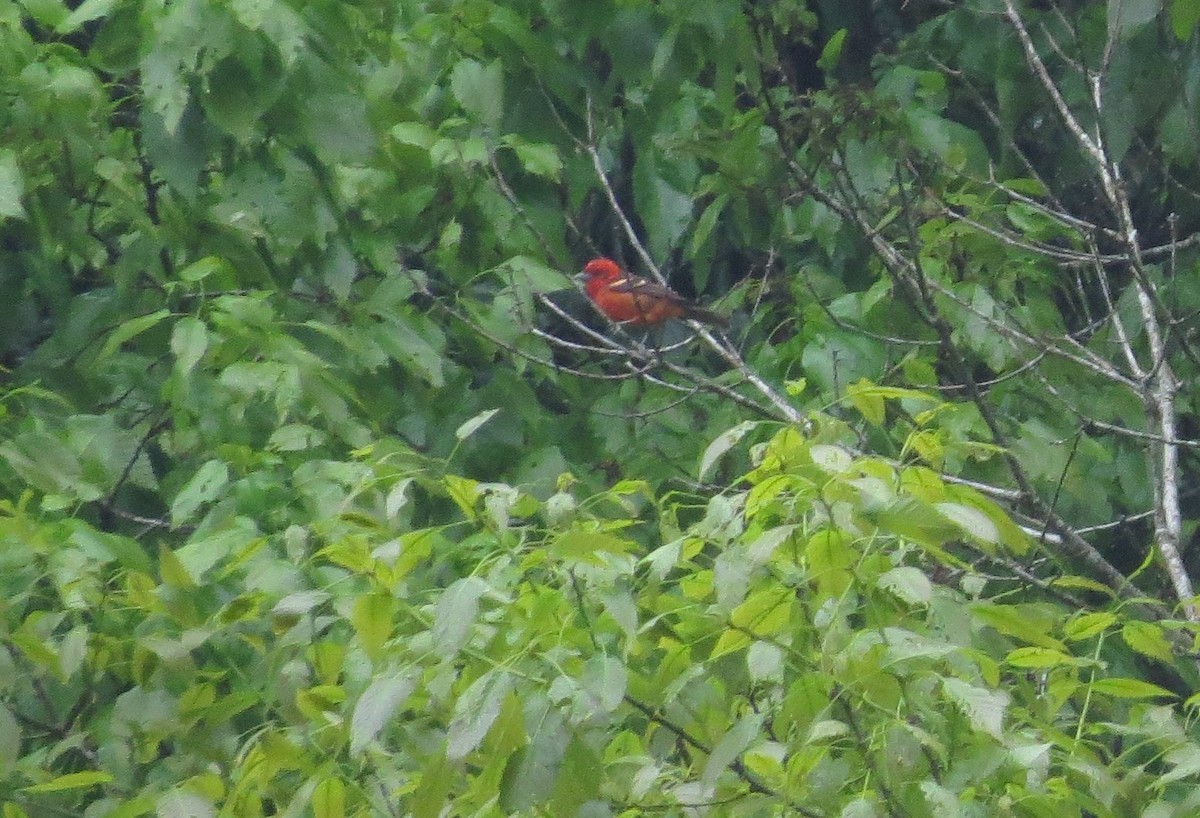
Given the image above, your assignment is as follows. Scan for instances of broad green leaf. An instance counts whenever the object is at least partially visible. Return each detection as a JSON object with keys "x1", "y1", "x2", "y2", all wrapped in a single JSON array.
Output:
[
  {"x1": 447, "y1": 670, "x2": 512, "y2": 760},
  {"x1": 579, "y1": 655, "x2": 626, "y2": 716},
  {"x1": 450, "y1": 59, "x2": 503, "y2": 128},
  {"x1": 1064, "y1": 611, "x2": 1116, "y2": 641},
  {"x1": 1005, "y1": 647, "x2": 1086, "y2": 669},
  {"x1": 730, "y1": 586, "x2": 793, "y2": 635},
  {"x1": 311, "y1": 776, "x2": 345, "y2": 818},
  {"x1": 100, "y1": 309, "x2": 171, "y2": 359},
  {"x1": 934, "y1": 501, "x2": 999, "y2": 548},
  {"x1": 0, "y1": 706, "x2": 19, "y2": 771},
  {"x1": 510, "y1": 140, "x2": 562, "y2": 180},
  {"x1": 942, "y1": 677, "x2": 1008, "y2": 739},
  {"x1": 877, "y1": 566, "x2": 932, "y2": 605},
  {"x1": 171, "y1": 317, "x2": 208, "y2": 376},
  {"x1": 24, "y1": 771, "x2": 114, "y2": 792},
  {"x1": 702, "y1": 713, "x2": 763, "y2": 788},
  {"x1": 412, "y1": 754, "x2": 454, "y2": 818},
  {"x1": 549, "y1": 736, "x2": 602, "y2": 817},
  {"x1": 1109, "y1": 0, "x2": 1162, "y2": 37},
  {"x1": 552, "y1": 530, "x2": 636, "y2": 561},
  {"x1": 1172, "y1": 0, "x2": 1200, "y2": 38},
  {"x1": 433, "y1": 577, "x2": 487, "y2": 659},
  {"x1": 817, "y1": 28, "x2": 848, "y2": 73},
  {"x1": 0, "y1": 149, "x2": 26, "y2": 219},
  {"x1": 350, "y1": 672, "x2": 418, "y2": 755},
  {"x1": 699, "y1": 420, "x2": 757, "y2": 480},
  {"x1": 352, "y1": 593, "x2": 395, "y2": 663},
  {"x1": 170, "y1": 460, "x2": 229, "y2": 526},
  {"x1": 456, "y1": 409, "x2": 500, "y2": 441},
  {"x1": 155, "y1": 789, "x2": 215, "y2": 818},
  {"x1": 1122, "y1": 620, "x2": 1174, "y2": 662},
  {"x1": 710, "y1": 627, "x2": 753, "y2": 661},
  {"x1": 391, "y1": 121, "x2": 438, "y2": 148},
  {"x1": 1090, "y1": 677, "x2": 1177, "y2": 700}
]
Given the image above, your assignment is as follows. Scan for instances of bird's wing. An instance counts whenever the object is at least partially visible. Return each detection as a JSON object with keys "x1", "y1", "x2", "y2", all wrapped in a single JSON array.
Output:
[{"x1": 606, "y1": 276, "x2": 686, "y2": 303}]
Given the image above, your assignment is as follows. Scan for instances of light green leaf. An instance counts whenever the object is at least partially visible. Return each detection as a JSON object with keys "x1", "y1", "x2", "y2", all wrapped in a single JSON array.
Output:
[
  {"x1": 1090, "y1": 677, "x2": 1177, "y2": 700},
  {"x1": 352, "y1": 593, "x2": 395, "y2": 664},
  {"x1": 55, "y1": 0, "x2": 115, "y2": 32},
  {"x1": 942, "y1": 677, "x2": 1008, "y2": 738},
  {"x1": 450, "y1": 59, "x2": 503, "y2": 128},
  {"x1": 699, "y1": 421, "x2": 757, "y2": 480},
  {"x1": 0, "y1": 149, "x2": 26, "y2": 220},
  {"x1": 447, "y1": 670, "x2": 512, "y2": 760},
  {"x1": 934, "y1": 501, "x2": 999, "y2": 547},
  {"x1": 702, "y1": 713, "x2": 763, "y2": 788},
  {"x1": 433, "y1": 577, "x2": 487, "y2": 659},
  {"x1": 311, "y1": 777, "x2": 345, "y2": 818},
  {"x1": 1122, "y1": 620, "x2": 1174, "y2": 662},
  {"x1": 100, "y1": 309, "x2": 171, "y2": 359},
  {"x1": 171, "y1": 317, "x2": 208, "y2": 376},
  {"x1": 456, "y1": 409, "x2": 500, "y2": 441},
  {"x1": 24, "y1": 771, "x2": 114, "y2": 792},
  {"x1": 1064, "y1": 611, "x2": 1116, "y2": 641},
  {"x1": 350, "y1": 671, "x2": 418, "y2": 755},
  {"x1": 170, "y1": 460, "x2": 228, "y2": 526},
  {"x1": 579, "y1": 655, "x2": 626, "y2": 716},
  {"x1": 391, "y1": 121, "x2": 438, "y2": 148},
  {"x1": 878, "y1": 566, "x2": 932, "y2": 605}
]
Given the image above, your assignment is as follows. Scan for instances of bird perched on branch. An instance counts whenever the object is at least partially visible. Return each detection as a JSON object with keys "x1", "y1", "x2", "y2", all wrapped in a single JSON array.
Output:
[{"x1": 581, "y1": 257, "x2": 728, "y2": 328}]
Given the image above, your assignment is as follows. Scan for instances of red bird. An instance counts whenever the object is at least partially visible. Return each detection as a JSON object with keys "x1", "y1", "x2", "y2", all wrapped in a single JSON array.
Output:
[{"x1": 581, "y1": 258, "x2": 727, "y2": 328}]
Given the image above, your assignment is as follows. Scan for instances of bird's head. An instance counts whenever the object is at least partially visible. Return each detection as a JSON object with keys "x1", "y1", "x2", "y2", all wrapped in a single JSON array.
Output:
[{"x1": 582, "y1": 257, "x2": 622, "y2": 282}]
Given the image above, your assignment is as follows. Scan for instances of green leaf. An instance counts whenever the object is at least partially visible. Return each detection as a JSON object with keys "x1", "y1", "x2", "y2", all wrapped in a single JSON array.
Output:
[
  {"x1": 691, "y1": 193, "x2": 728, "y2": 256},
  {"x1": 170, "y1": 460, "x2": 229, "y2": 526},
  {"x1": 311, "y1": 776, "x2": 345, "y2": 818},
  {"x1": 412, "y1": 753, "x2": 454, "y2": 818},
  {"x1": 350, "y1": 672, "x2": 418, "y2": 755},
  {"x1": 1121, "y1": 620, "x2": 1174, "y2": 662},
  {"x1": 456, "y1": 409, "x2": 500, "y2": 441},
  {"x1": 817, "y1": 28, "x2": 848, "y2": 73},
  {"x1": 1172, "y1": 0, "x2": 1200, "y2": 38},
  {"x1": 579, "y1": 655, "x2": 626, "y2": 716},
  {"x1": 450, "y1": 59, "x2": 503, "y2": 128},
  {"x1": 100, "y1": 309, "x2": 171, "y2": 359},
  {"x1": 699, "y1": 420, "x2": 756, "y2": 480},
  {"x1": 552, "y1": 530, "x2": 636, "y2": 562},
  {"x1": 1005, "y1": 647, "x2": 1086, "y2": 669},
  {"x1": 352, "y1": 593, "x2": 395, "y2": 664},
  {"x1": 549, "y1": 736, "x2": 601, "y2": 816},
  {"x1": 730, "y1": 586, "x2": 793, "y2": 635},
  {"x1": 433, "y1": 577, "x2": 487, "y2": 659},
  {"x1": 0, "y1": 707, "x2": 19, "y2": 771},
  {"x1": 934, "y1": 501, "x2": 999, "y2": 548},
  {"x1": 55, "y1": 0, "x2": 116, "y2": 33},
  {"x1": 171, "y1": 317, "x2": 208, "y2": 376},
  {"x1": 1109, "y1": 0, "x2": 1162, "y2": 37},
  {"x1": 391, "y1": 121, "x2": 438, "y2": 148},
  {"x1": 1090, "y1": 677, "x2": 1177, "y2": 699},
  {"x1": 24, "y1": 771, "x2": 114, "y2": 792},
  {"x1": 942, "y1": 677, "x2": 1008, "y2": 739},
  {"x1": 877, "y1": 566, "x2": 932, "y2": 605},
  {"x1": 447, "y1": 670, "x2": 512, "y2": 760},
  {"x1": 155, "y1": 790, "x2": 215, "y2": 818},
  {"x1": 1064, "y1": 611, "x2": 1116, "y2": 641},
  {"x1": 702, "y1": 713, "x2": 763, "y2": 788},
  {"x1": 373, "y1": 319, "x2": 445, "y2": 387},
  {"x1": 0, "y1": 149, "x2": 26, "y2": 220},
  {"x1": 510, "y1": 140, "x2": 562, "y2": 180}
]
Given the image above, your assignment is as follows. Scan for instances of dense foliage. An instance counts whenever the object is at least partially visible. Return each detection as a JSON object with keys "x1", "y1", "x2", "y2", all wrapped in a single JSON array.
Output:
[{"x1": 4, "y1": 0, "x2": 1200, "y2": 816}]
